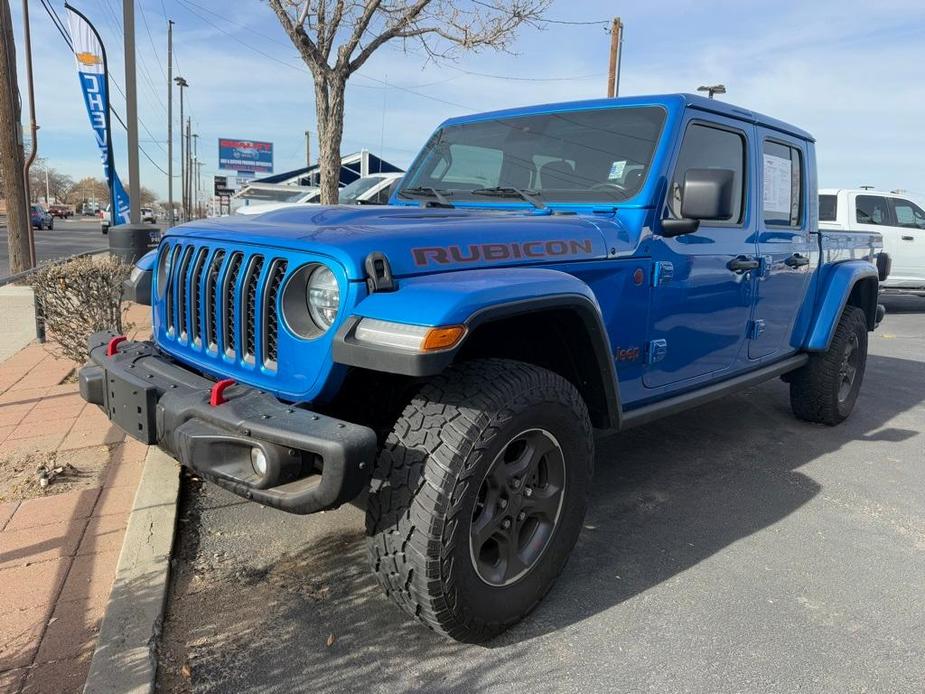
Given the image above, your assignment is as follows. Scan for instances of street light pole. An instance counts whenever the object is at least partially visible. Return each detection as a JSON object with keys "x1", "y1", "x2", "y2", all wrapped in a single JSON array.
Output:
[
  {"x1": 20, "y1": 0, "x2": 38, "y2": 265},
  {"x1": 122, "y1": 0, "x2": 140, "y2": 225},
  {"x1": 167, "y1": 20, "x2": 174, "y2": 225}
]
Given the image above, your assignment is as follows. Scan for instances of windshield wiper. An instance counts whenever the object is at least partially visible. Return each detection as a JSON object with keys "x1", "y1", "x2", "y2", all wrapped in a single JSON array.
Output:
[
  {"x1": 397, "y1": 186, "x2": 454, "y2": 208},
  {"x1": 470, "y1": 186, "x2": 546, "y2": 210}
]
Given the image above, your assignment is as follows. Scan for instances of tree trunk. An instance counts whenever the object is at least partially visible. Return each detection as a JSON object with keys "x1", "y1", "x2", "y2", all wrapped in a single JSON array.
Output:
[
  {"x1": 314, "y1": 73, "x2": 347, "y2": 205},
  {"x1": 0, "y1": 0, "x2": 33, "y2": 274}
]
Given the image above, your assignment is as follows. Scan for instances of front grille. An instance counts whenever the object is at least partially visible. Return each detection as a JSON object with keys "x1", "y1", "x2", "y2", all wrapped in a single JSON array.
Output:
[{"x1": 162, "y1": 242, "x2": 285, "y2": 371}]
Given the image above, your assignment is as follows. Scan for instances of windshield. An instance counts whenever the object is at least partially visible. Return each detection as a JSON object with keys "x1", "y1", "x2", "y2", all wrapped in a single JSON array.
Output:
[
  {"x1": 338, "y1": 176, "x2": 385, "y2": 203},
  {"x1": 400, "y1": 106, "x2": 666, "y2": 204},
  {"x1": 239, "y1": 188, "x2": 312, "y2": 204}
]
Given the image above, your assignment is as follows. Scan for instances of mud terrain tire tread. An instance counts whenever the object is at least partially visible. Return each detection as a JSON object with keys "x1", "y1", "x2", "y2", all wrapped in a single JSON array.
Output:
[{"x1": 365, "y1": 358, "x2": 593, "y2": 642}]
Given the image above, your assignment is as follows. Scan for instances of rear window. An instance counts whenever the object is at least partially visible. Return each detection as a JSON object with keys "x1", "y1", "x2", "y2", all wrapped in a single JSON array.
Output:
[
  {"x1": 819, "y1": 195, "x2": 837, "y2": 222},
  {"x1": 856, "y1": 195, "x2": 891, "y2": 225},
  {"x1": 762, "y1": 141, "x2": 803, "y2": 227}
]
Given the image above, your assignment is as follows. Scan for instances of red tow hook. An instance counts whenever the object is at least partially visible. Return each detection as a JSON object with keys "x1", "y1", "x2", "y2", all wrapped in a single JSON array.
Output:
[
  {"x1": 210, "y1": 379, "x2": 236, "y2": 407},
  {"x1": 106, "y1": 335, "x2": 127, "y2": 357}
]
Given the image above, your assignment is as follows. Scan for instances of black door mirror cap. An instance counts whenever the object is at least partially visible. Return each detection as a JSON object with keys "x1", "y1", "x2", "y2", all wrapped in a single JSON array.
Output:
[
  {"x1": 659, "y1": 218, "x2": 701, "y2": 237},
  {"x1": 681, "y1": 168, "x2": 736, "y2": 221}
]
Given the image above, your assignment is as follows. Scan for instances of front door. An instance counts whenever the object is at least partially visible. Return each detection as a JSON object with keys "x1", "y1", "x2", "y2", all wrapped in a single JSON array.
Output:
[
  {"x1": 644, "y1": 117, "x2": 757, "y2": 389},
  {"x1": 748, "y1": 130, "x2": 815, "y2": 360}
]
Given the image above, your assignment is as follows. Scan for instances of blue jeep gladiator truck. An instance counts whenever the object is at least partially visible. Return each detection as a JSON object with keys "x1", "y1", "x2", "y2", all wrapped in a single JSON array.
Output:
[{"x1": 81, "y1": 93, "x2": 887, "y2": 642}]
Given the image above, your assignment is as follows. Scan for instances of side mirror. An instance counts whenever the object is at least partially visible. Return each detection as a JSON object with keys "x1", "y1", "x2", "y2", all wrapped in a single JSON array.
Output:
[{"x1": 659, "y1": 168, "x2": 736, "y2": 238}]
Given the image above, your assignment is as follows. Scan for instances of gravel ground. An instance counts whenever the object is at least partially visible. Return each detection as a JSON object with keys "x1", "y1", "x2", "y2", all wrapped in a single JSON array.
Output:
[{"x1": 156, "y1": 298, "x2": 925, "y2": 694}]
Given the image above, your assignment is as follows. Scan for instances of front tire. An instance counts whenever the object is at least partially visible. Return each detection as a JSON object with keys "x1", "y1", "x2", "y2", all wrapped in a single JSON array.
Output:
[
  {"x1": 790, "y1": 305, "x2": 868, "y2": 425},
  {"x1": 366, "y1": 359, "x2": 593, "y2": 642}
]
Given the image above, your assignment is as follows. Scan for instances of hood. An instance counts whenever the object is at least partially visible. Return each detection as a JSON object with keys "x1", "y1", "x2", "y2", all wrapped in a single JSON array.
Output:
[{"x1": 166, "y1": 205, "x2": 617, "y2": 280}]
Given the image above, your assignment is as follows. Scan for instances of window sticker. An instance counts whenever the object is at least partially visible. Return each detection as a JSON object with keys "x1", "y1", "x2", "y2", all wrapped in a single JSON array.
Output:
[
  {"x1": 763, "y1": 153, "x2": 792, "y2": 215},
  {"x1": 608, "y1": 160, "x2": 627, "y2": 180}
]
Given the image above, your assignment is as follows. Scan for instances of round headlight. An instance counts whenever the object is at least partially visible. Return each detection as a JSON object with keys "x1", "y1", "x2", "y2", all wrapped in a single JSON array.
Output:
[{"x1": 307, "y1": 265, "x2": 339, "y2": 330}]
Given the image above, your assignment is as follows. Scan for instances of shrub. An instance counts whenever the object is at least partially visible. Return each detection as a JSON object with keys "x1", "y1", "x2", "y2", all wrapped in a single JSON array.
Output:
[{"x1": 32, "y1": 254, "x2": 131, "y2": 363}]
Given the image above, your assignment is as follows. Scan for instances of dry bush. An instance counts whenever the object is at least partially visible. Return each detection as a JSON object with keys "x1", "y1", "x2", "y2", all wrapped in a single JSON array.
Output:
[{"x1": 32, "y1": 254, "x2": 132, "y2": 363}]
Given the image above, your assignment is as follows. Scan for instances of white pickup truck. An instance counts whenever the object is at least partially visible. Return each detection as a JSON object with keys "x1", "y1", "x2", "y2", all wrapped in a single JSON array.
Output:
[{"x1": 820, "y1": 188, "x2": 925, "y2": 297}]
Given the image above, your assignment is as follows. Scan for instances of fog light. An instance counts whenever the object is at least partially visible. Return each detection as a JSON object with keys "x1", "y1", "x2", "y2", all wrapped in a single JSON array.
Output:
[{"x1": 250, "y1": 447, "x2": 268, "y2": 477}]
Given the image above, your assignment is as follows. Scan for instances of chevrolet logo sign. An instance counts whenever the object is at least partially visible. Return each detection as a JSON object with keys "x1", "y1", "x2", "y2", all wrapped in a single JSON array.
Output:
[{"x1": 75, "y1": 52, "x2": 102, "y2": 66}]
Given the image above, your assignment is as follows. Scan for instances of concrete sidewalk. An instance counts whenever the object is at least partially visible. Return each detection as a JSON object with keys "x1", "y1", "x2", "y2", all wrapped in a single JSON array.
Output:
[
  {"x1": 0, "y1": 305, "x2": 152, "y2": 694},
  {"x1": 0, "y1": 287, "x2": 38, "y2": 364}
]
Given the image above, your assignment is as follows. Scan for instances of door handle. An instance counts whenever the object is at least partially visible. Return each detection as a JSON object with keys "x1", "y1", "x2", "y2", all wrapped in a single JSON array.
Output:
[
  {"x1": 784, "y1": 253, "x2": 810, "y2": 268},
  {"x1": 901, "y1": 235, "x2": 914, "y2": 241},
  {"x1": 727, "y1": 256, "x2": 760, "y2": 273}
]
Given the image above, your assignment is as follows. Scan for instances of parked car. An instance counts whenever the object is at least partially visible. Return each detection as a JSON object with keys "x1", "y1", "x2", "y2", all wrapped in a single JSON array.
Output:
[
  {"x1": 84, "y1": 93, "x2": 886, "y2": 643},
  {"x1": 48, "y1": 205, "x2": 73, "y2": 219},
  {"x1": 234, "y1": 173, "x2": 403, "y2": 216},
  {"x1": 100, "y1": 205, "x2": 111, "y2": 234},
  {"x1": 820, "y1": 188, "x2": 924, "y2": 296},
  {"x1": 30, "y1": 204, "x2": 54, "y2": 230},
  {"x1": 141, "y1": 207, "x2": 157, "y2": 224},
  {"x1": 230, "y1": 184, "x2": 320, "y2": 215}
]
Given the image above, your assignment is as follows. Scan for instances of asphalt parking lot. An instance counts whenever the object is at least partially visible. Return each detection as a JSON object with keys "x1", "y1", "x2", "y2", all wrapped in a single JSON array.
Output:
[
  {"x1": 0, "y1": 217, "x2": 108, "y2": 277},
  {"x1": 157, "y1": 298, "x2": 925, "y2": 694}
]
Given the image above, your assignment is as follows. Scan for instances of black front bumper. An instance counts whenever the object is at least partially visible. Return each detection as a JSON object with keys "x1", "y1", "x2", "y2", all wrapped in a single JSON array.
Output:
[{"x1": 79, "y1": 332, "x2": 377, "y2": 514}]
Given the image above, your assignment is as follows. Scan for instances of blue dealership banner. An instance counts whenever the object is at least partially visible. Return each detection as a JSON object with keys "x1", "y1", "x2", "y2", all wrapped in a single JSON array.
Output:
[
  {"x1": 65, "y1": 4, "x2": 130, "y2": 225},
  {"x1": 218, "y1": 139, "x2": 273, "y2": 173}
]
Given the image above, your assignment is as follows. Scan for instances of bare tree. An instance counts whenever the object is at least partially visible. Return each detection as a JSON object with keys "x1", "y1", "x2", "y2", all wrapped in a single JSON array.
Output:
[{"x1": 266, "y1": 0, "x2": 551, "y2": 203}]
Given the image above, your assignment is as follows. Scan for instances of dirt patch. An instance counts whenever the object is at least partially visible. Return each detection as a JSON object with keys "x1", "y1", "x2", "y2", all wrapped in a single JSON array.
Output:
[{"x1": 0, "y1": 446, "x2": 110, "y2": 503}]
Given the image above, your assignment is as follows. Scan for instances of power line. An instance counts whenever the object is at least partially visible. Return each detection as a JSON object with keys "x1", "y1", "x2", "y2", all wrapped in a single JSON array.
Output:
[
  {"x1": 443, "y1": 64, "x2": 606, "y2": 82},
  {"x1": 138, "y1": 0, "x2": 167, "y2": 79}
]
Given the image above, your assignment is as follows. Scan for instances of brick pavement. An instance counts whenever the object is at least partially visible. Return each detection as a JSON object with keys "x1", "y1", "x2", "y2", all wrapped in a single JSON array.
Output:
[{"x1": 0, "y1": 304, "x2": 152, "y2": 693}]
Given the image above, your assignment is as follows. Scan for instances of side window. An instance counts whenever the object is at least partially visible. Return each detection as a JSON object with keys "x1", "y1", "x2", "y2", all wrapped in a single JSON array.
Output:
[
  {"x1": 856, "y1": 195, "x2": 891, "y2": 226},
  {"x1": 819, "y1": 194, "x2": 838, "y2": 222},
  {"x1": 670, "y1": 123, "x2": 745, "y2": 225},
  {"x1": 762, "y1": 141, "x2": 803, "y2": 227},
  {"x1": 891, "y1": 198, "x2": 925, "y2": 229}
]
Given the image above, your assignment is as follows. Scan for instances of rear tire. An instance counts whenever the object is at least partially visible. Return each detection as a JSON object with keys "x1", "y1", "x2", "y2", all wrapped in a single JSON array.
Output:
[
  {"x1": 790, "y1": 305, "x2": 868, "y2": 425},
  {"x1": 366, "y1": 359, "x2": 593, "y2": 642}
]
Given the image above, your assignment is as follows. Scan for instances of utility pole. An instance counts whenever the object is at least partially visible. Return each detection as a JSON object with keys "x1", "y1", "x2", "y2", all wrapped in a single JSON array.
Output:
[
  {"x1": 174, "y1": 76, "x2": 187, "y2": 220},
  {"x1": 305, "y1": 130, "x2": 311, "y2": 166},
  {"x1": 122, "y1": 0, "x2": 140, "y2": 225},
  {"x1": 0, "y1": 0, "x2": 31, "y2": 273},
  {"x1": 190, "y1": 134, "x2": 199, "y2": 217},
  {"x1": 20, "y1": 0, "x2": 37, "y2": 265},
  {"x1": 185, "y1": 118, "x2": 191, "y2": 218},
  {"x1": 606, "y1": 17, "x2": 623, "y2": 98},
  {"x1": 167, "y1": 20, "x2": 174, "y2": 224}
]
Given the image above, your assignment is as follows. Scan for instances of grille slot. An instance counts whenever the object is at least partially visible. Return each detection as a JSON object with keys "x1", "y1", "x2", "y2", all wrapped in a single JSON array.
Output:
[
  {"x1": 263, "y1": 259, "x2": 287, "y2": 368},
  {"x1": 205, "y1": 250, "x2": 225, "y2": 352},
  {"x1": 165, "y1": 245, "x2": 181, "y2": 335},
  {"x1": 222, "y1": 252, "x2": 244, "y2": 357},
  {"x1": 242, "y1": 256, "x2": 265, "y2": 365},
  {"x1": 175, "y1": 245, "x2": 194, "y2": 341},
  {"x1": 189, "y1": 247, "x2": 208, "y2": 347},
  {"x1": 163, "y1": 244, "x2": 285, "y2": 372}
]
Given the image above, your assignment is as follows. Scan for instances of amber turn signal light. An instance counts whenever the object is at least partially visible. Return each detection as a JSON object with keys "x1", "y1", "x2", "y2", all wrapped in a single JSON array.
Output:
[{"x1": 422, "y1": 325, "x2": 466, "y2": 352}]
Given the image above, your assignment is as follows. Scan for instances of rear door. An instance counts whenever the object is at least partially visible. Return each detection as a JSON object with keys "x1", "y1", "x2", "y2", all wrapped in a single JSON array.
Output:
[
  {"x1": 887, "y1": 197, "x2": 925, "y2": 284},
  {"x1": 749, "y1": 132, "x2": 815, "y2": 359}
]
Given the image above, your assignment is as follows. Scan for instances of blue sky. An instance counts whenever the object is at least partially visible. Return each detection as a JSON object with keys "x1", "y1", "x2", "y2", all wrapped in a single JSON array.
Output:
[{"x1": 10, "y1": 0, "x2": 925, "y2": 200}]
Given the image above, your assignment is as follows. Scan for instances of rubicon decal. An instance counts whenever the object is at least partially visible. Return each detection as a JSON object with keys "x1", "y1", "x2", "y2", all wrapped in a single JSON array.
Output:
[{"x1": 412, "y1": 239, "x2": 595, "y2": 266}]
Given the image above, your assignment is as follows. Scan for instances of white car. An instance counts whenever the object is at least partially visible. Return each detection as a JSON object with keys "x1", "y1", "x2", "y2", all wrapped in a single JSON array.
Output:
[
  {"x1": 820, "y1": 188, "x2": 925, "y2": 296},
  {"x1": 141, "y1": 207, "x2": 157, "y2": 223},
  {"x1": 234, "y1": 173, "x2": 403, "y2": 216}
]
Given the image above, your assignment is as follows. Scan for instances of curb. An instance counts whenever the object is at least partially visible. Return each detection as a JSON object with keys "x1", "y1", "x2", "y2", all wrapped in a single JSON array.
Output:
[{"x1": 83, "y1": 448, "x2": 181, "y2": 694}]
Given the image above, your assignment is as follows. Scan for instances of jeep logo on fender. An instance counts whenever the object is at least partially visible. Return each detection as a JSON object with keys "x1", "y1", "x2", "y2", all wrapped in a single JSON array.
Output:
[{"x1": 412, "y1": 239, "x2": 595, "y2": 266}]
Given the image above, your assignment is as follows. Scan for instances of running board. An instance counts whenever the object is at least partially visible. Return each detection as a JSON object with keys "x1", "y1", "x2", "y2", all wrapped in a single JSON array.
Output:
[{"x1": 621, "y1": 354, "x2": 809, "y2": 429}]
